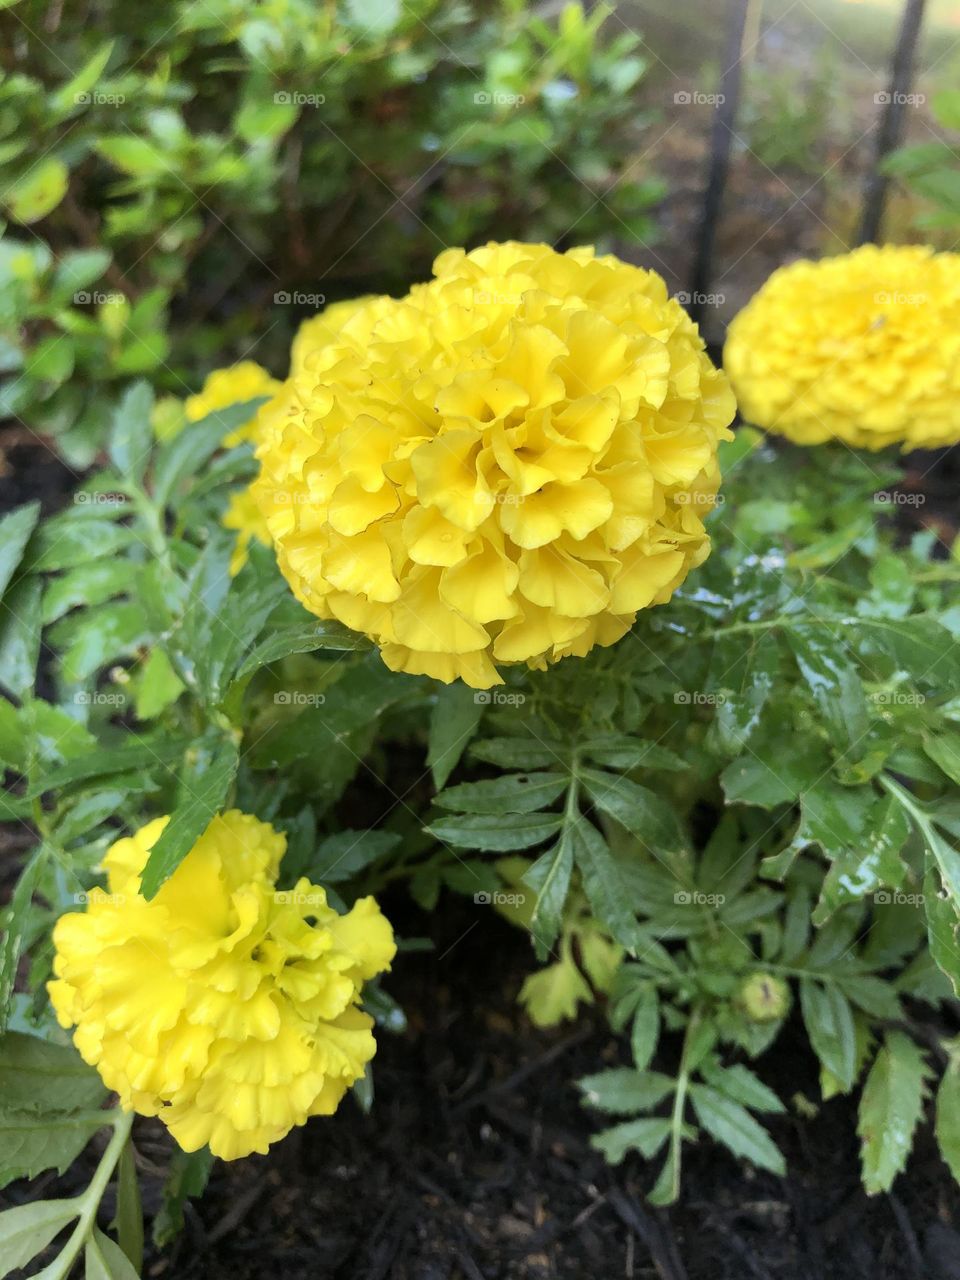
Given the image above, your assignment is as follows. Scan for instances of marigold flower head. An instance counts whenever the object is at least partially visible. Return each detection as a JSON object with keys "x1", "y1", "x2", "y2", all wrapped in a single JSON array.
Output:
[
  {"x1": 250, "y1": 242, "x2": 735, "y2": 688},
  {"x1": 48, "y1": 810, "x2": 396, "y2": 1160},
  {"x1": 724, "y1": 244, "x2": 960, "y2": 451},
  {"x1": 185, "y1": 361, "x2": 282, "y2": 447}
]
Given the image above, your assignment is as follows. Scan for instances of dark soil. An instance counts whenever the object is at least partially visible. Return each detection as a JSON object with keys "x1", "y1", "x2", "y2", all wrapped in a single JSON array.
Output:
[{"x1": 6, "y1": 892, "x2": 960, "y2": 1280}]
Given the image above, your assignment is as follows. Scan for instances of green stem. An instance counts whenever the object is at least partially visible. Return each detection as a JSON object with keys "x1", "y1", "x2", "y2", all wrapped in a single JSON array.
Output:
[
  {"x1": 45, "y1": 1110, "x2": 133, "y2": 1280},
  {"x1": 667, "y1": 1005, "x2": 700, "y2": 1202}
]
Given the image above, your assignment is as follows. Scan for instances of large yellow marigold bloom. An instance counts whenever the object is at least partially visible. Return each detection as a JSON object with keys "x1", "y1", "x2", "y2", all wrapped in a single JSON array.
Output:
[
  {"x1": 185, "y1": 361, "x2": 282, "y2": 447},
  {"x1": 724, "y1": 244, "x2": 960, "y2": 451},
  {"x1": 250, "y1": 242, "x2": 735, "y2": 688},
  {"x1": 48, "y1": 811, "x2": 396, "y2": 1160}
]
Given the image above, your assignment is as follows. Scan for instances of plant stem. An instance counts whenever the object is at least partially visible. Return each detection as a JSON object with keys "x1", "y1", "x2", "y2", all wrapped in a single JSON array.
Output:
[{"x1": 667, "y1": 1005, "x2": 700, "y2": 1202}]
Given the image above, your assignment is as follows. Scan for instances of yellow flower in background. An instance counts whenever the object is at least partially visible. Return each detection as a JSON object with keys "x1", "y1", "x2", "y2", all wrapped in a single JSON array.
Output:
[
  {"x1": 724, "y1": 244, "x2": 960, "y2": 451},
  {"x1": 222, "y1": 487, "x2": 271, "y2": 576},
  {"x1": 250, "y1": 242, "x2": 735, "y2": 689},
  {"x1": 185, "y1": 361, "x2": 282, "y2": 447},
  {"x1": 48, "y1": 811, "x2": 396, "y2": 1161}
]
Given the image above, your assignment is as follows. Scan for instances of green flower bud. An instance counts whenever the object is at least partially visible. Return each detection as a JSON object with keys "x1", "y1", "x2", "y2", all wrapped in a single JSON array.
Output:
[{"x1": 738, "y1": 972, "x2": 790, "y2": 1022}]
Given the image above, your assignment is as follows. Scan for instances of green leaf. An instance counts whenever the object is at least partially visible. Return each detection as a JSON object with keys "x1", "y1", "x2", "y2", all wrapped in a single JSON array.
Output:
[
  {"x1": 427, "y1": 683, "x2": 484, "y2": 790},
  {"x1": 923, "y1": 732, "x2": 960, "y2": 786},
  {"x1": 51, "y1": 39, "x2": 114, "y2": 115},
  {"x1": 857, "y1": 1031, "x2": 928, "y2": 1195},
  {"x1": 43, "y1": 561, "x2": 133, "y2": 624},
  {"x1": 935, "y1": 1059, "x2": 960, "y2": 1184},
  {"x1": 28, "y1": 516, "x2": 132, "y2": 572},
  {"x1": 524, "y1": 827, "x2": 575, "y2": 954},
  {"x1": 591, "y1": 1117, "x2": 671, "y2": 1164},
  {"x1": 437, "y1": 772, "x2": 566, "y2": 815},
  {"x1": 0, "y1": 1199, "x2": 79, "y2": 1277},
  {"x1": 312, "y1": 829, "x2": 401, "y2": 882},
  {"x1": 579, "y1": 1068, "x2": 674, "y2": 1115},
  {"x1": 108, "y1": 380, "x2": 154, "y2": 483},
  {"x1": 0, "y1": 849, "x2": 47, "y2": 1034},
  {"x1": 26, "y1": 737, "x2": 191, "y2": 798},
  {"x1": 152, "y1": 398, "x2": 269, "y2": 508},
  {"x1": 427, "y1": 811, "x2": 562, "y2": 852},
  {"x1": 112, "y1": 1135, "x2": 143, "y2": 1272},
  {"x1": 786, "y1": 625, "x2": 868, "y2": 745},
  {"x1": 344, "y1": 0, "x2": 400, "y2": 34},
  {"x1": 96, "y1": 135, "x2": 167, "y2": 177},
  {"x1": 0, "y1": 1033, "x2": 107, "y2": 1112},
  {"x1": 469, "y1": 736, "x2": 563, "y2": 769},
  {"x1": 0, "y1": 502, "x2": 40, "y2": 604},
  {"x1": 700, "y1": 1061, "x2": 784, "y2": 1114},
  {"x1": 630, "y1": 985, "x2": 660, "y2": 1072},
  {"x1": 234, "y1": 619, "x2": 368, "y2": 681},
  {"x1": 85, "y1": 1226, "x2": 141, "y2": 1279},
  {"x1": 152, "y1": 1148, "x2": 213, "y2": 1248},
  {"x1": 709, "y1": 630, "x2": 779, "y2": 755},
  {"x1": 134, "y1": 647, "x2": 184, "y2": 720},
  {"x1": 580, "y1": 736, "x2": 686, "y2": 772},
  {"x1": 4, "y1": 157, "x2": 69, "y2": 223},
  {"x1": 800, "y1": 979, "x2": 857, "y2": 1093},
  {"x1": 689, "y1": 1084, "x2": 785, "y2": 1174},
  {"x1": 518, "y1": 948, "x2": 591, "y2": 1027},
  {"x1": 580, "y1": 768, "x2": 687, "y2": 864},
  {"x1": 140, "y1": 735, "x2": 240, "y2": 897},
  {"x1": 54, "y1": 601, "x2": 150, "y2": 683},
  {"x1": 0, "y1": 576, "x2": 42, "y2": 698},
  {"x1": 0, "y1": 1105, "x2": 112, "y2": 1189},
  {"x1": 571, "y1": 813, "x2": 641, "y2": 948}
]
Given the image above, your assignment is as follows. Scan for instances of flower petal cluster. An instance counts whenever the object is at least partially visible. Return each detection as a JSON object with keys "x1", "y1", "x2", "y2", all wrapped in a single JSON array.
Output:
[
  {"x1": 185, "y1": 361, "x2": 282, "y2": 447},
  {"x1": 250, "y1": 242, "x2": 735, "y2": 688},
  {"x1": 724, "y1": 244, "x2": 960, "y2": 451},
  {"x1": 48, "y1": 810, "x2": 395, "y2": 1160}
]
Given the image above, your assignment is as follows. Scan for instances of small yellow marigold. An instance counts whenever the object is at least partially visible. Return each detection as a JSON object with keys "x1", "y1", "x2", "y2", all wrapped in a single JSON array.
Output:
[
  {"x1": 185, "y1": 361, "x2": 282, "y2": 447},
  {"x1": 724, "y1": 244, "x2": 960, "y2": 451},
  {"x1": 250, "y1": 241, "x2": 735, "y2": 688},
  {"x1": 48, "y1": 810, "x2": 396, "y2": 1160}
]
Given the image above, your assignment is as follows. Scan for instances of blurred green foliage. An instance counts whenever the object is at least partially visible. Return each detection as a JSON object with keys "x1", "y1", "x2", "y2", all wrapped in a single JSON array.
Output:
[
  {"x1": 882, "y1": 90, "x2": 960, "y2": 233},
  {"x1": 0, "y1": 0, "x2": 662, "y2": 465}
]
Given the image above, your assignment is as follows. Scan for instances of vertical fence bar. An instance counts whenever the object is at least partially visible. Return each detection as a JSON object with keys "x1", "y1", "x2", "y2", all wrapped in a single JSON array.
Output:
[
  {"x1": 857, "y1": 0, "x2": 928, "y2": 245},
  {"x1": 688, "y1": 0, "x2": 752, "y2": 329}
]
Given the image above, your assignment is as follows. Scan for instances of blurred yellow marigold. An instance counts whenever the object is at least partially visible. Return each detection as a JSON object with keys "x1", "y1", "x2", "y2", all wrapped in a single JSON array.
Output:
[
  {"x1": 249, "y1": 242, "x2": 735, "y2": 688},
  {"x1": 724, "y1": 244, "x2": 960, "y2": 451},
  {"x1": 185, "y1": 361, "x2": 282, "y2": 447},
  {"x1": 48, "y1": 810, "x2": 395, "y2": 1160}
]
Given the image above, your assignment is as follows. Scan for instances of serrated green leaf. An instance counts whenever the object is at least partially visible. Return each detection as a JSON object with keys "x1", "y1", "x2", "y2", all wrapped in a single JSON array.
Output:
[
  {"x1": 0, "y1": 1198, "x2": 79, "y2": 1277},
  {"x1": 524, "y1": 826, "x2": 575, "y2": 954},
  {"x1": 700, "y1": 1061, "x2": 784, "y2": 1114},
  {"x1": 134, "y1": 647, "x2": 184, "y2": 720},
  {"x1": 689, "y1": 1084, "x2": 785, "y2": 1174},
  {"x1": 437, "y1": 772, "x2": 566, "y2": 815},
  {"x1": 0, "y1": 501, "x2": 39, "y2": 605},
  {"x1": 571, "y1": 813, "x2": 641, "y2": 948},
  {"x1": 935, "y1": 1060, "x2": 960, "y2": 1184},
  {"x1": 0, "y1": 1032, "x2": 106, "y2": 1111},
  {"x1": 140, "y1": 736, "x2": 240, "y2": 898},
  {"x1": 857, "y1": 1031, "x2": 928, "y2": 1194},
  {"x1": 427, "y1": 683, "x2": 484, "y2": 791},
  {"x1": 0, "y1": 1105, "x2": 112, "y2": 1189},
  {"x1": 579, "y1": 1067, "x2": 675, "y2": 1115},
  {"x1": 428, "y1": 811, "x2": 562, "y2": 852},
  {"x1": 800, "y1": 979, "x2": 856, "y2": 1093},
  {"x1": 469, "y1": 736, "x2": 564, "y2": 769},
  {"x1": 113, "y1": 1135, "x2": 143, "y2": 1272},
  {"x1": 108, "y1": 380, "x2": 153, "y2": 482},
  {"x1": 591, "y1": 1117, "x2": 671, "y2": 1164},
  {"x1": 630, "y1": 986, "x2": 659, "y2": 1072},
  {"x1": 0, "y1": 850, "x2": 47, "y2": 1033},
  {"x1": 43, "y1": 561, "x2": 134, "y2": 624},
  {"x1": 312, "y1": 829, "x2": 400, "y2": 882},
  {"x1": 0, "y1": 575, "x2": 41, "y2": 698}
]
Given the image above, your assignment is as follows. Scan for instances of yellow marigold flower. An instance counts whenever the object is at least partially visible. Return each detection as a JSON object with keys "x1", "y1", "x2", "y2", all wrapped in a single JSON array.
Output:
[
  {"x1": 724, "y1": 244, "x2": 960, "y2": 451},
  {"x1": 250, "y1": 242, "x2": 735, "y2": 689},
  {"x1": 48, "y1": 810, "x2": 396, "y2": 1161},
  {"x1": 185, "y1": 361, "x2": 283, "y2": 447}
]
